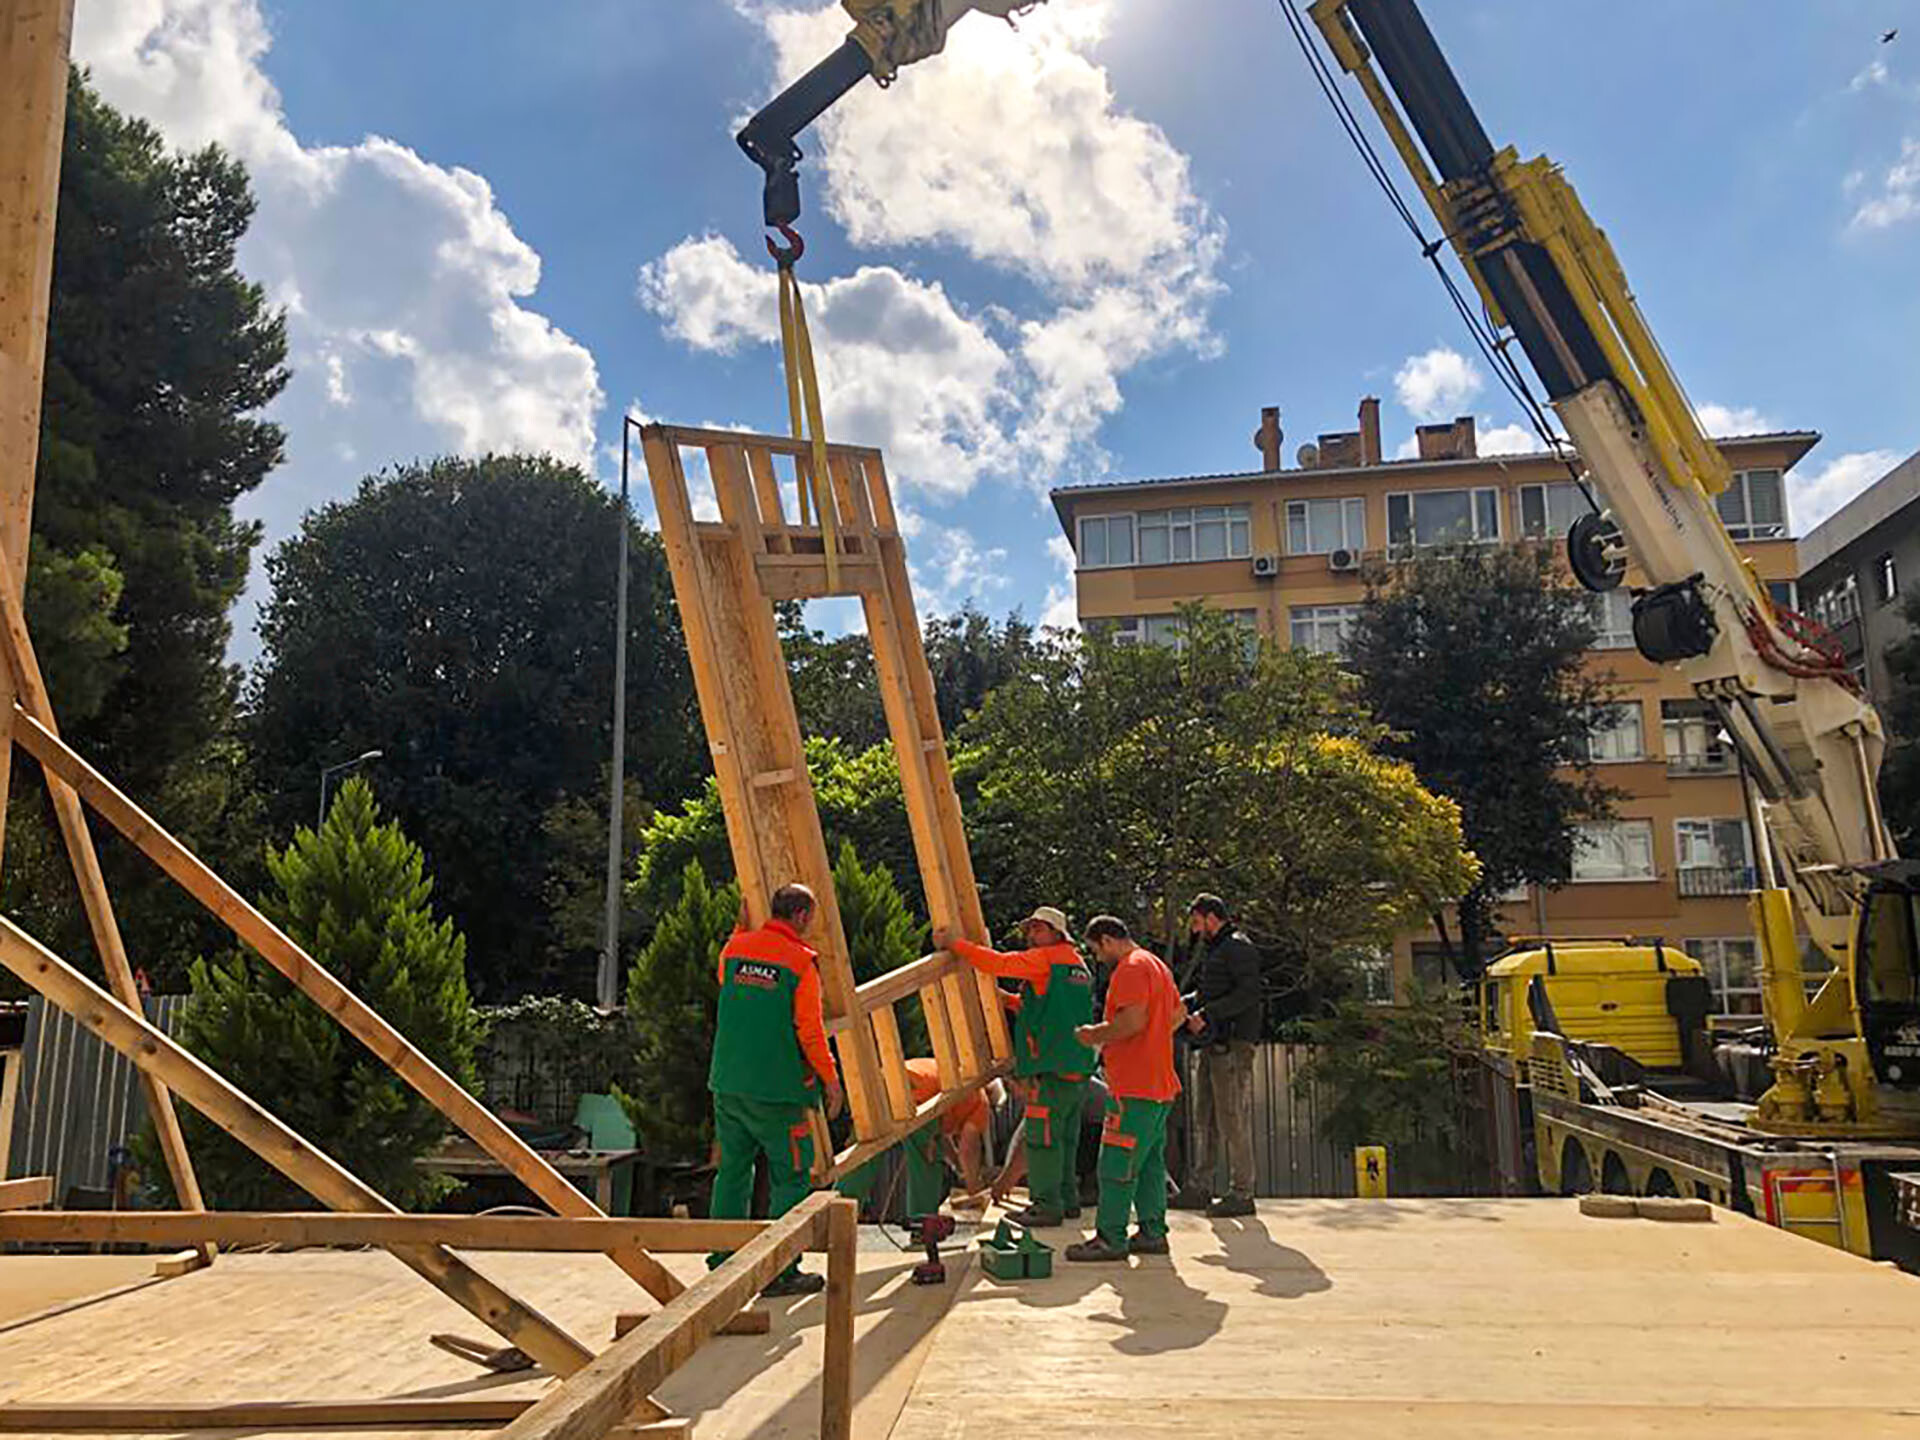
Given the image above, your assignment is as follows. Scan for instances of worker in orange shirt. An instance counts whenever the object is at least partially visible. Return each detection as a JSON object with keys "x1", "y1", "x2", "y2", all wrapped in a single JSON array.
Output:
[
  {"x1": 707, "y1": 883, "x2": 843, "y2": 1297},
  {"x1": 934, "y1": 905, "x2": 1095, "y2": 1226},
  {"x1": 1067, "y1": 915, "x2": 1187, "y2": 1263},
  {"x1": 902, "y1": 1056, "x2": 992, "y2": 1218}
]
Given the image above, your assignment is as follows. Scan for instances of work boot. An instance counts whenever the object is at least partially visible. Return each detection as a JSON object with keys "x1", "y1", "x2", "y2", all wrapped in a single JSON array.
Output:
[
  {"x1": 1207, "y1": 1194, "x2": 1256, "y2": 1219},
  {"x1": 1065, "y1": 1236, "x2": 1130, "y2": 1263},
  {"x1": 1022, "y1": 1206, "x2": 1065, "y2": 1228},
  {"x1": 1169, "y1": 1186, "x2": 1212, "y2": 1212},
  {"x1": 761, "y1": 1269, "x2": 826, "y2": 1298},
  {"x1": 1128, "y1": 1231, "x2": 1170, "y2": 1256}
]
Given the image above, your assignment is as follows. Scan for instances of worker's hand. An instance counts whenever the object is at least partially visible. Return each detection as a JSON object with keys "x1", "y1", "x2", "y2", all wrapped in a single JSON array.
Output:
[
  {"x1": 824, "y1": 1078, "x2": 845, "y2": 1120},
  {"x1": 1185, "y1": 1012, "x2": 1207, "y2": 1035},
  {"x1": 1074, "y1": 1023, "x2": 1101, "y2": 1050},
  {"x1": 931, "y1": 924, "x2": 954, "y2": 952}
]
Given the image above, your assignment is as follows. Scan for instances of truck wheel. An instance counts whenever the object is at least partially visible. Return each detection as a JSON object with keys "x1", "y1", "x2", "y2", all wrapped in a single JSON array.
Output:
[
  {"x1": 1601, "y1": 1152, "x2": 1632, "y2": 1196},
  {"x1": 1559, "y1": 1140, "x2": 1593, "y2": 1196}
]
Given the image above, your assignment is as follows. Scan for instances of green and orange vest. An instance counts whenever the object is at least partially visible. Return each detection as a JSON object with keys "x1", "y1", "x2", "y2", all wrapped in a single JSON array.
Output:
[
  {"x1": 709, "y1": 923, "x2": 818, "y2": 1105},
  {"x1": 1016, "y1": 952, "x2": 1096, "y2": 1081}
]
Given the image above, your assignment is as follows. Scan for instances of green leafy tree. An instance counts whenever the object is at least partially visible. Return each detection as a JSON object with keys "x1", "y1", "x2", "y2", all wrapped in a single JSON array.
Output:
[
  {"x1": 4, "y1": 72, "x2": 287, "y2": 985},
  {"x1": 1346, "y1": 545, "x2": 1617, "y2": 979},
  {"x1": 616, "y1": 843, "x2": 930, "y2": 1164},
  {"x1": 247, "y1": 455, "x2": 701, "y2": 998},
  {"x1": 1876, "y1": 588, "x2": 1920, "y2": 846},
  {"x1": 153, "y1": 779, "x2": 480, "y2": 1208}
]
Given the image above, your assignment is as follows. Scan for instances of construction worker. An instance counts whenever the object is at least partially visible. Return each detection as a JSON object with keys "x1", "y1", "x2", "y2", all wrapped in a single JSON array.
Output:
[
  {"x1": 1067, "y1": 915, "x2": 1187, "y2": 1263},
  {"x1": 903, "y1": 1056, "x2": 993, "y2": 1217},
  {"x1": 1173, "y1": 893, "x2": 1263, "y2": 1218},
  {"x1": 934, "y1": 906, "x2": 1094, "y2": 1227},
  {"x1": 707, "y1": 883, "x2": 844, "y2": 1297}
]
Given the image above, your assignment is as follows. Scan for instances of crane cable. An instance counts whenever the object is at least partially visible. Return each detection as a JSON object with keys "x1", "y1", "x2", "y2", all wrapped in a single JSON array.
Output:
[{"x1": 770, "y1": 225, "x2": 841, "y2": 590}]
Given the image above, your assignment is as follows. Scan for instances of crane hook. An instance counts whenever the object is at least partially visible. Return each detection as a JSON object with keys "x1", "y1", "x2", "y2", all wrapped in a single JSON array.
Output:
[{"x1": 766, "y1": 223, "x2": 806, "y2": 269}]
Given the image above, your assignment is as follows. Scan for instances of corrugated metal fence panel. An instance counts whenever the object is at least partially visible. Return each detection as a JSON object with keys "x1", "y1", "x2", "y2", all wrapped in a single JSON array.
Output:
[
  {"x1": 1178, "y1": 1043, "x2": 1354, "y2": 1198},
  {"x1": 5, "y1": 994, "x2": 186, "y2": 1200}
]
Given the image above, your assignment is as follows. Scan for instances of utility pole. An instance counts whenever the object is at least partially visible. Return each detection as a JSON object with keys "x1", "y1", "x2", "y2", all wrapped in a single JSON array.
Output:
[
  {"x1": 0, "y1": 0, "x2": 78, "y2": 871},
  {"x1": 600, "y1": 419, "x2": 637, "y2": 1012}
]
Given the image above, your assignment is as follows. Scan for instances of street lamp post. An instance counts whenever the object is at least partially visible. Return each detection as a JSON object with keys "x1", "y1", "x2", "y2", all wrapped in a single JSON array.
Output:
[
  {"x1": 600, "y1": 418, "x2": 640, "y2": 1012},
  {"x1": 318, "y1": 750, "x2": 383, "y2": 830}
]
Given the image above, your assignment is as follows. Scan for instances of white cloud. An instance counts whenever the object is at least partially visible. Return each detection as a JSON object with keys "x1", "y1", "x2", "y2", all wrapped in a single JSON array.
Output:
[
  {"x1": 1392, "y1": 435, "x2": 1420, "y2": 461},
  {"x1": 907, "y1": 520, "x2": 1010, "y2": 618},
  {"x1": 1040, "y1": 534, "x2": 1080, "y2": 632},
  {"x1": 1477, "y1": 422, "x2": 1545, "y2": 456},
  {"x1": 1852, "y1": 58, "x2": 1891, "y2": 93},
  {"x1": 1696, "y1": 402, "x2": 1778, "y2": 438},
  {"x1": 1851, "y1": 137, "x2": 1920, "y2": 230},
  {"x1": 73, "y1": 0, "x2": 603, "y2": 648},
  {"x1": 1394, "y1": 347, "x2": 1483, "y2": 422},
  {"x1": 1793, "y1": 449, "x2": 1903, "y2": 533},
  {"x1": 644, "y1": 0, "x2": 1224, "y2": 505}
]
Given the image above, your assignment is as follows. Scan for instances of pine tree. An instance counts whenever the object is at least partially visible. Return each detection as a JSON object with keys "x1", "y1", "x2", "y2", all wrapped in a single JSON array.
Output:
[{"x1": 157, "y1": 778, "x2": 479, "y2": 1208}]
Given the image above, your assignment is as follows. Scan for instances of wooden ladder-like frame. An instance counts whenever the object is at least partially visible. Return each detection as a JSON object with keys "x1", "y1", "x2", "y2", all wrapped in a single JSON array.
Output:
[{"x1": 642, "y1": 425, "x2": 1012, "y2": 1170}]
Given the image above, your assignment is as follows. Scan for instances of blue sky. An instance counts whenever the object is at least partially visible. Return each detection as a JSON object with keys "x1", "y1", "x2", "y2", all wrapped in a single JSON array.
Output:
[{"x1": 72, "y1": 1, "x2": 1920, "y2": 644}]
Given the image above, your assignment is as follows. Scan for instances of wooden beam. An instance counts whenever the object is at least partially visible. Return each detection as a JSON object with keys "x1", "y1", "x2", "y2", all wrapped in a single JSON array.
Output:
[
  {"x1": 0, "y1": 1175, "x2": 50, "y2": 1210},
  {"x1": 0, "y1": 1397, "x2": 538, "y2": 1430},
  {"x1": 0, "y1": 0, "x2": 77, "y2": 875},
  {"x1": 7, "y1": 705, "x2": 682, "y2": 1305},
  {"x1": 616, "y1": 1306, "x2": 771, "y2": 1339},
  {"x1": 0, "y1": 1047, "x2": 18, "y2": 1179},
  {"x1": 497, "y1": 1193, "x2": 839, "y2": 1440},
  {"x1": 0, "y1": 1210, "x2": 785, "y2": 1253},
  {"x1": 821, "y1": 1190, "x2": 857, "y2": 1440},
  {"x1": 654, "y1": 424, "x2": 882, "y2": 461},
  {"x1": 0, "y1": 550, "x2": 211, "y2": 1257},
  {"x1": 606, "y1": 1422, "x2": 693, "y2": 1440},
  {"x1": 0, "y1": 916, "x2": 593, "y2": 1377},
  {"x1": 825, "y1": 1068, "x2": 1008, "y2": 1182}
]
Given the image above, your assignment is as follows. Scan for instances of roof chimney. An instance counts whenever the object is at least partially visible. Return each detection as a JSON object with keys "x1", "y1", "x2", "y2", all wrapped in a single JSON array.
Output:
[
  {"x1": 1253, "y1": 406, "x2": 1283, "y2": 472},
  {"x1": 1415, "y1": 415, "x2": 1479, "y2": 462},
  {"x1": 1358, "y1": 396, "x2": 1382, "y2": 467}
]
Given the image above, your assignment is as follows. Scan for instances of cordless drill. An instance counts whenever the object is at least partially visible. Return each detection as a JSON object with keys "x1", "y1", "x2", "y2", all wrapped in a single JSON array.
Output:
[{"x1": 910, "y1": 1213, "x2": 956, "y2": 1285}]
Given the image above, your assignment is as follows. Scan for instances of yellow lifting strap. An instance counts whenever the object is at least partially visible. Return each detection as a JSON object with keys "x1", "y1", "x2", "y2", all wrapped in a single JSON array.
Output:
[{"x1": 774, "y1": 250, "x2": 840, "y2": 591}]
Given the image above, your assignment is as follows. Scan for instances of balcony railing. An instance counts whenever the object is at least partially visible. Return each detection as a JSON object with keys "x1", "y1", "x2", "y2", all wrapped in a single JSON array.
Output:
[
  {"x1": 1667, "y1": 752, "x2": 1736, "y2": 778},
  {"x1": 1678, "y1": 865, "x2": 1757, "y2": 898}
]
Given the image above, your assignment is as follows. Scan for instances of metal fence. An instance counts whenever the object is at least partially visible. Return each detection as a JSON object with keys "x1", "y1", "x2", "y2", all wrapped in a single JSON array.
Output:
[{"x1": 3, "y1": 995, "x2": 186, "y2": 1203}]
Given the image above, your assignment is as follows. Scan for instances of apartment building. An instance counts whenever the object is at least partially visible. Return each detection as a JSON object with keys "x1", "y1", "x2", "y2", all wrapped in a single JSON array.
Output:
[
  {"x1": 1799, "y1": 448, "x2": 1920, "y2": 704},
  {"x1": 1051, "y1": 399, "x2": 1818, "y2": 1015}
]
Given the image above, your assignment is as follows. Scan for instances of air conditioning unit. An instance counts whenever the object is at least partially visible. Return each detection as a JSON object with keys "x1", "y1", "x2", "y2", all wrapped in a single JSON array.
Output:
[
  {"x1": 1251, "y1": 554, "x2": 1280, "y2": 579},
  {"x1": 1328, "y1": 548, "x2": 1361, "y2": 573}
]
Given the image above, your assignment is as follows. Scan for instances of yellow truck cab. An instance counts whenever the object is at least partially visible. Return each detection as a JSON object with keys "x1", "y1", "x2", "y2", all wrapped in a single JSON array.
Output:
[{"x1": 1480, "y1": 939, "x2": 1709, "y2": 1072}]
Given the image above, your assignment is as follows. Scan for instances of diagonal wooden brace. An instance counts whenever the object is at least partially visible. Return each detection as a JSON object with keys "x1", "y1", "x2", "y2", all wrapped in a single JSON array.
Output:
[{"x1": 0, "y1": 547, "x2": 212, "y2": 1261}]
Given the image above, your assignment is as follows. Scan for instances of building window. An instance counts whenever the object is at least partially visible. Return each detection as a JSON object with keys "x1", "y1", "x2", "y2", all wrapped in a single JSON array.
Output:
[
  {"x1": 1386, "y1": 487, "x2": 1501, "y2": 549},
  {"x1": 1286, "y1": 496, "x2": 1367, "y2": 555},
  {"x1": 1518, "y1": 481, "x2": 1590, "y2": 540},
  {"x1": 1572, "y1": 820, "x2": 1656, "y2": 882},
  {"x1": 1353, "y1": 951, "x2": 1395, "y2": 1006},
  {"x1": 1099, "y1": 610, "x2": 1253, "y2": 652},
  {"x1": 1877, "y1": 554, "x2": 1899, "y2": 606},
  {"x1": 1137, "y1": 504, "x2": 1251, "y2": 565},
  {"x1": 1675, "y1": 818, "x2": 1754, "y2": 897},
  {"x1": 1662, "y1": 700, "x2": 1734, "y2": 776},
  {"x1": 1682, "y1": 937, "x2": 1762, "y2": 1018},
  {"x1": 1715, "y1": 469, "x2": 1786, "y2": 541},
  {"x1": 1077, "y1": 513, "x2": 1136, "y2": 569},
  {"x1": 1587, "y1": 588, "x2": 1635, "y2": 651},
  {"x1": 1581, "y1": 702, "x2": 1644, "y2": 763},
  {"x1": 1290, "y1": 604, "x2": 1360, "y2": 656},
  {"x1": 1767, "y1": 579, "x2": 1798, "y2": 613},
  {"x1": 1809, "y1": 572, "x2": 1860, "y2": 630}
]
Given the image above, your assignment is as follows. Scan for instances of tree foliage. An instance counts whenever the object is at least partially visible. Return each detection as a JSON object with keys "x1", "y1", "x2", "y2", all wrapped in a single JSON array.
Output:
[
  {"x1": 961, "y1": 608, "x2": 1477, "y2": 1012},
  {"x1": 1346, "y1": 545, "x2": 1616, "y2": 977},
  {"x1": 5, "y1": 72, "x2": 287, "y2": 986},
  {"x1": 152, "y1": 780, "x2": 479, "y2": 1208},
  {"x1": 247, "y1": 454, "x2": 701, "y2": 998}
]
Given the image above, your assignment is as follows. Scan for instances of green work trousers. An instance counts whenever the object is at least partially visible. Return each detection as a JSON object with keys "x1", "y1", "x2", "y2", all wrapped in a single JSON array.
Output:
[
  {"x1": 1025, "y1": 1074, "x2": 1086, "y2": 1215},
  {"x1": 903, "y1": 1127, "x2": 947, "y2": 1221},
  {"x1": 707, "y1": 1092, "x2": 815, "y2": 1273},
  {"x1": 1095, "y1": 1096, "x2": 1171, "y2": 1248}
]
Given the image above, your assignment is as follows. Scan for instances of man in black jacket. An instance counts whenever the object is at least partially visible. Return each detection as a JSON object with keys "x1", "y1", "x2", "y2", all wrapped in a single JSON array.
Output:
[{"x1": 1173, "y1": 894, "x2": 1261, "y2": 1218}]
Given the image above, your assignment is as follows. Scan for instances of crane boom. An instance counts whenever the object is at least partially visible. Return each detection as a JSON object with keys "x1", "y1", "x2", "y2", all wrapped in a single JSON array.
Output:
[{"x1": 739, "y1": 0, "x2": 1920, "y2": 1139}]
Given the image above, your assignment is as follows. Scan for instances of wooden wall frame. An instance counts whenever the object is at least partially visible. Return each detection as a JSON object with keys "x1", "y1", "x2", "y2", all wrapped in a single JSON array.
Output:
[{"x1": 642, "y1": 426, "x2": 1011, "y2": 1170}]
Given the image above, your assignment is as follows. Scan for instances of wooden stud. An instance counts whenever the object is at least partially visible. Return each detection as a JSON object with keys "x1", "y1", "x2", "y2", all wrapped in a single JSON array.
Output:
[
  {"x1": 606, "y1": 1422, "x2": 694, "y2": 1440},
  {"x1": 0, "y1": 1398, "x2": 538, "y2": 1430},
  {"x1": 617, "y1": 1306, "x2": 771, "y2": 1339},
  {"x1": 821, "y1": 1197, "x2": 858, "y2": 1440},
  {"x1": 0, "y1": 916, "x2": 594, "y2": 1377},
  {"x1": 825, "y1": 1081, "x2": 1004, "y2": 1183},
  {"x1": 0, "y1": 550, "x2": 211, "y2": 1258},
  {"x1": 0, "y1": 1175, "x2": 50, "y2": 1210},
  {"x1": 0, "y1": 1048, "x2": 18, "y2": 1179},
  {"x1": 869, "y1": 1005, "x2": 914, "y2": 1124},
  {"x1": 745, "y1": 445, "x2": 791, "y2": 553},
  {"x1": 7, "y1": 706, "x2": 682, "y2": 1306},
  {"x1": 149, "y1": 1250, "x2": 205, "y2": 1279},
  {"x1": 497, "y1": 1192, "x2": 835, "y2": 1440},
  {"x1": 0, "y1": 1210, "x2": 791, "y2": 1254}
]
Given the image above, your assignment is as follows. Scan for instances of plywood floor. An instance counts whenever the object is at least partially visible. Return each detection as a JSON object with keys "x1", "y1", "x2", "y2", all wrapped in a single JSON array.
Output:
[
  {"x1": 896, "y1": 1199, "x2": 1920, "y2": 1439},
  {"x1": 6, "y1": 1200, "x2": 1920, "y2": 1438}
]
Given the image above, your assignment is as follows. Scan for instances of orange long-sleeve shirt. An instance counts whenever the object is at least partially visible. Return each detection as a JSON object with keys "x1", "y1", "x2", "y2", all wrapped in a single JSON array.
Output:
[{"x1": 950, "y1": 937, "x2": 1077, "y2": 995}]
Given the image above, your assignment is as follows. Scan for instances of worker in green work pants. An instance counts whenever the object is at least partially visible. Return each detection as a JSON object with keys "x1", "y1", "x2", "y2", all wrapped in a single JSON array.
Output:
[
  {"x1": 1069, "y1": 915, "x2": 1186, "y2": 1262},
  {"x1": 837, "y1": 1057, "x2": 993, "y2": 1222},
  {"x1": 936, "y1": 905, "x2": 1095, "y2": 1227},
  {"x1": 707, "y1": 883, "x2": 844, "y2": 1297}
]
